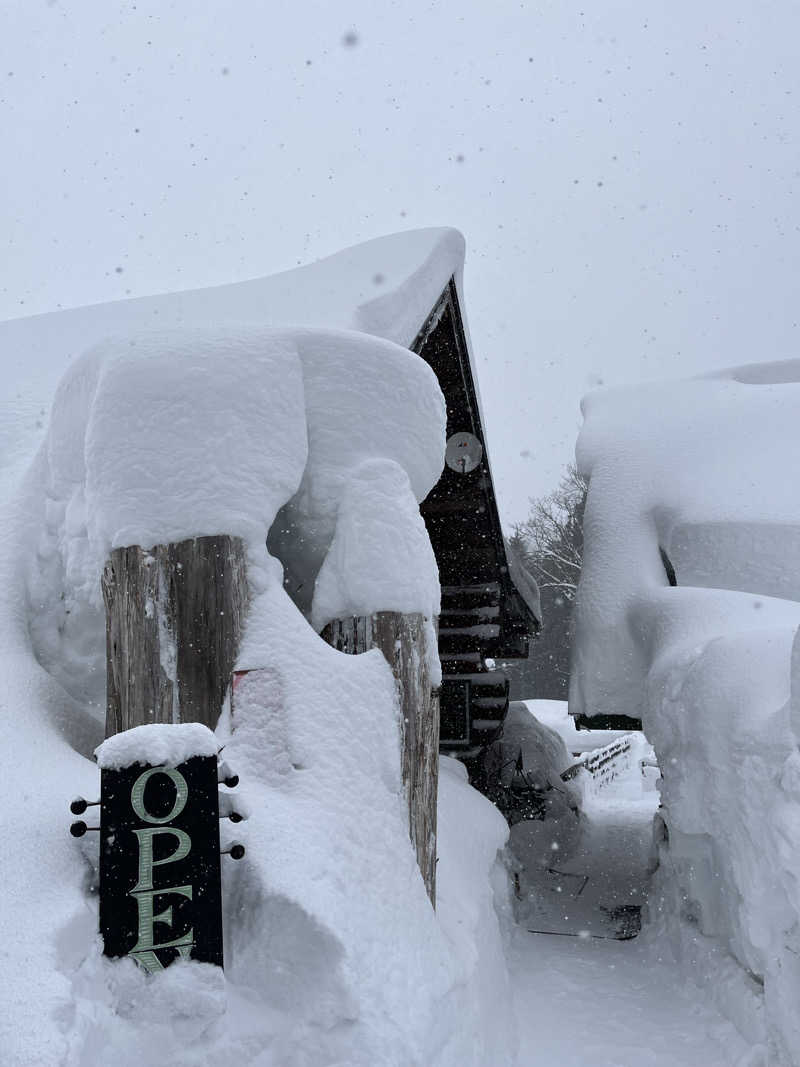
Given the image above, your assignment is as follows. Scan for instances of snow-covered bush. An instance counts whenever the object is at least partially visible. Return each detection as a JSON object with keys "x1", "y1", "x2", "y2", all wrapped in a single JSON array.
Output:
[{"x1": 571, "y1": 360, "x2": 800, "y2": 1064}]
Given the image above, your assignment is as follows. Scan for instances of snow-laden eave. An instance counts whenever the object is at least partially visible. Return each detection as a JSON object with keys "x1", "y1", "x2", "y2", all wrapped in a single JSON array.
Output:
[
  {"x1": 0, "y1": 228, "x2": 469, "y2": 501},
  {"x1": 0, "y1": 226, "x2": 466, "y2": 365},
  {"x1": 0, "y1": 229, "x2": 466, "y2": 469}
]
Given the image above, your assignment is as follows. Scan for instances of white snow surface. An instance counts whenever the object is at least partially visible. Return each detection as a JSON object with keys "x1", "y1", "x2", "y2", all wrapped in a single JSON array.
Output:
[
  {"x1": 1, "y1": 228, "x2": 477, "y2": 630},
  {"x1": 268, "y1": 326, "x2": 446, "y2": 624},
  {"x1": 0, "y1": 226, "x2": 463, "y2": 480},
  {"x1": 95, "y1": 722, "x2": 220, "y2": 770},
  {"x1": 311, "y1": 457, "x2": 441, "y2": 681},
  {"x1": 7, "y1": 543, "x2": 515, "y2": 1065},
  {"x1": 572, "y1": 363, "x2": 800, "y2": 722},
  {"x1": 501, "y1": 701, "x2": 581, "y2": 797},
  {"x1": 43, "y1": 322, "x2": 443, "y2": 577},
  {"x1": 571, "y1": 361, "x2": 800, "y2": 1064},
  {"x1": 507, "y1": 726, "x2": 749, "y2": 1065},
  {"x1": 2, "y1": 495, "x2": 513, "y2": 1067},
  {"x1": 83, "y1": 328, "x2": 307, "y2": 556},
  {"x1": 25, "y1": 322, "x2": 445, "y2": 712},
  {"x1": 312, "y1": 457, "x2": 440, "y2": 628},
  {"x1": 519, "y1": 698, "x2": 630, "y2": 755},
  {"x1": 0, "y1": 228, "x2": 527, "y2": 1065},
  {"x1": 2, "y1": 226, "x2": 471, "y2": 699}
]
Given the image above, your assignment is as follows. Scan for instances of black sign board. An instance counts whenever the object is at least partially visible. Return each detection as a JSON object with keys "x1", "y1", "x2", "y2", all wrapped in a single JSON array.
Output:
[{"x1": 99, "y1": 755, "x2": 223, "y2": 973}]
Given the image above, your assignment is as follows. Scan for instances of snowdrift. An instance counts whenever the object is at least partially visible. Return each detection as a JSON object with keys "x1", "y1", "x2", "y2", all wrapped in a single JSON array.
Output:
[
  {"x1": 0, "y1": 230, "x2": 517, "y2": 1066},
  {"x1": 571, "y1": 360, "x2": 800, "y2": 1063}
]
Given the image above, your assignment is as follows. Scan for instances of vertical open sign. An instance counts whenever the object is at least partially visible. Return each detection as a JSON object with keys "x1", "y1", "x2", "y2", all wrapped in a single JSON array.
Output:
[{"x1": 99, "y1": 755, "x2": 223, "y2": 973}]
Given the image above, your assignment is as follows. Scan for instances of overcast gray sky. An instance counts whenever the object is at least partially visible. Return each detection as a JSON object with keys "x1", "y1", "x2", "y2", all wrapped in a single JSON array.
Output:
[{"x1": 2, "y1": 1, "x2": 799, "y2": 524}]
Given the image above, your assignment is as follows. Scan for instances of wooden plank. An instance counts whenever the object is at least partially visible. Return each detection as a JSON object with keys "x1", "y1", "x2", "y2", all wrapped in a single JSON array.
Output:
[
  {"x1": 102, "y1": 535, "x2": 249, "y2": 737},
  {"x1": 322, "y1": 612, "x2": 440, "y2": 906}
]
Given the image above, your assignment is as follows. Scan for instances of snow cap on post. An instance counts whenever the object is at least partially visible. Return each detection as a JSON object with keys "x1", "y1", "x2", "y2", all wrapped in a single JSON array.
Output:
[{"x1": 95, "y1": 722, "x2": 220, "y2": 771}]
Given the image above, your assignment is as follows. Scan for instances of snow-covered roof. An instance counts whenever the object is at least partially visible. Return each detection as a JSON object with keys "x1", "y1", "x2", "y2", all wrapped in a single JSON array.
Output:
[{"x1": 0, "y1": 227, "x2": 464, "y2": 476}]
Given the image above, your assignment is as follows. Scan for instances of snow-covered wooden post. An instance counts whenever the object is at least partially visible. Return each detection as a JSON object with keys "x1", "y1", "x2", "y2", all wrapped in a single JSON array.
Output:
[
  {"x1": 102, "y1": 534, "x2": 249, "y2": 737},
  {"x1": 322, "y1": 612, "x2": 440, "y2": 906}
]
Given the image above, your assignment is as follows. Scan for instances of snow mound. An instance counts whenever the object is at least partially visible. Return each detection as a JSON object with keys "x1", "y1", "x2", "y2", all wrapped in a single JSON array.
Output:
[
  {"x1": 499, "y1": 703, "x2": 584, "y2": 870},
  {"x1": 0, "y1": 259, "x2": 524, "y2": 1065},
  {"x1": 312, "y1": 457, "x2": 440, "y2": 629},
  {"x1": 0, "y1": 228, "x2": 529, "y2": 1065},
  {"x1": 27, "y1": 323, "x2": 445, "y2": 708},
  {"x1": 84, "y1": 328, "x2": 307, "y2": 556},
  {"x1": 572, "y1": 361, "x2": 800, "y2": 1063},
  {"x1": 0, "y1": 227, "x2": 463, "y2": 491},
  {"x1": 214, "y1": 575, "x2": 456, "y2": 1066},
  {"x1": 60, "y1": 579, "x2": 515, "y2": 1066},
  {"x1": 311, "y1": 457, "x2": 441, "y2": 679},
  {"x1": 291, "y1": 326, "x2": 446, "y2": 520},
  {"x1": 502, "y1": 701, "x2": 578, "y2": 791},
  {"x1": 268, "y1": 327, "x2": 446, "y2": 622},
  {"x1": 573, "y1": 369, "x2": 800, "y2": 721},
  {"x1": 519, "y1": 698, "x2": 631, "y2": 755}
]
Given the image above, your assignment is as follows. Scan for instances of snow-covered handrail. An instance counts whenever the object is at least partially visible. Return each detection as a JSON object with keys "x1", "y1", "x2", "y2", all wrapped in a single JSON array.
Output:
[{"x1": 560, "y1": 734, "x2": 636, "y2": 786}]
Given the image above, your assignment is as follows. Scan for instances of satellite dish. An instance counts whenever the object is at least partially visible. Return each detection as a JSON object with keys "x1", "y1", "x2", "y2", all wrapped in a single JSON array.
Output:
[{"x1": 445, "y1": 432, "x2": 483, "y2": 474}]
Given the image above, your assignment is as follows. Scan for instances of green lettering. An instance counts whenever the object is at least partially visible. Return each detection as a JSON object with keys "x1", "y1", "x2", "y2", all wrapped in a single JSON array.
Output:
[
  {"x1": 130, "y1": 885, "x2": 194, "y2": 969},
  {"x1": 130, "y1": 766, "x2": 189, "y2": 825},
  {"x1": 131, "y1": 827, "x2": 191, "y2": 893}
]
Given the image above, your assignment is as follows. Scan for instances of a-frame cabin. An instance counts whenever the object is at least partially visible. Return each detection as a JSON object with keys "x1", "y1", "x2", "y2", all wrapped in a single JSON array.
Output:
[{"x1": 412, "y1": 280, "x2": 540, "y2": 758}]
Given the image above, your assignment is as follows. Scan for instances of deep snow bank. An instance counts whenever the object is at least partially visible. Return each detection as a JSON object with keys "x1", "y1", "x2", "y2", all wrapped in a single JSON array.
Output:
[
  {"x1": 571, "y1": 361, "x2": 800, "y2": 1063},
  {"x1": 1, "y1": 296, "x2": 520, "y2": 1063},
  {"x1": 27, "y1": 324, "x2": 445, "y2": 709},
  {"x1": 59, "y1": 567, "x2": 514, "y2": 1067},
  {"x1": 571, "y1": 364, "x2": 800, "y2": 723}
]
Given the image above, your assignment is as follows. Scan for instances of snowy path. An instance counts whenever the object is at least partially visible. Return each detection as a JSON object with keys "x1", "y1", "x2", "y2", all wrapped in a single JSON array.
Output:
[
  {"x1": 513, "y1": 790, "x2": 656, "y2": 941},
  {"x1": 509, "y1": 752, "x2": 752, "y2": 1066},
  {"x1": 510, "y1": 926, "x2": 748, "y2": 1067}
]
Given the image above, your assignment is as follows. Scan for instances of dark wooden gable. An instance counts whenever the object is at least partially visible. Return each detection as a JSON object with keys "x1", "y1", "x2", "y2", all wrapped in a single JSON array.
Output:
[{"x1": 411, "y1": 279, "x2": 539, "y2": 754}]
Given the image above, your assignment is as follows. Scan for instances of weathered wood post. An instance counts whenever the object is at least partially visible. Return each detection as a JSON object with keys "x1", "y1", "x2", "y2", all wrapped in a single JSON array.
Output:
[
  {"x1": 102, "y1": 534, "x2": 249, "y2": 737},
  {"x1": 322, "y1": 613, "x2": 440, "y2": 906}
]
